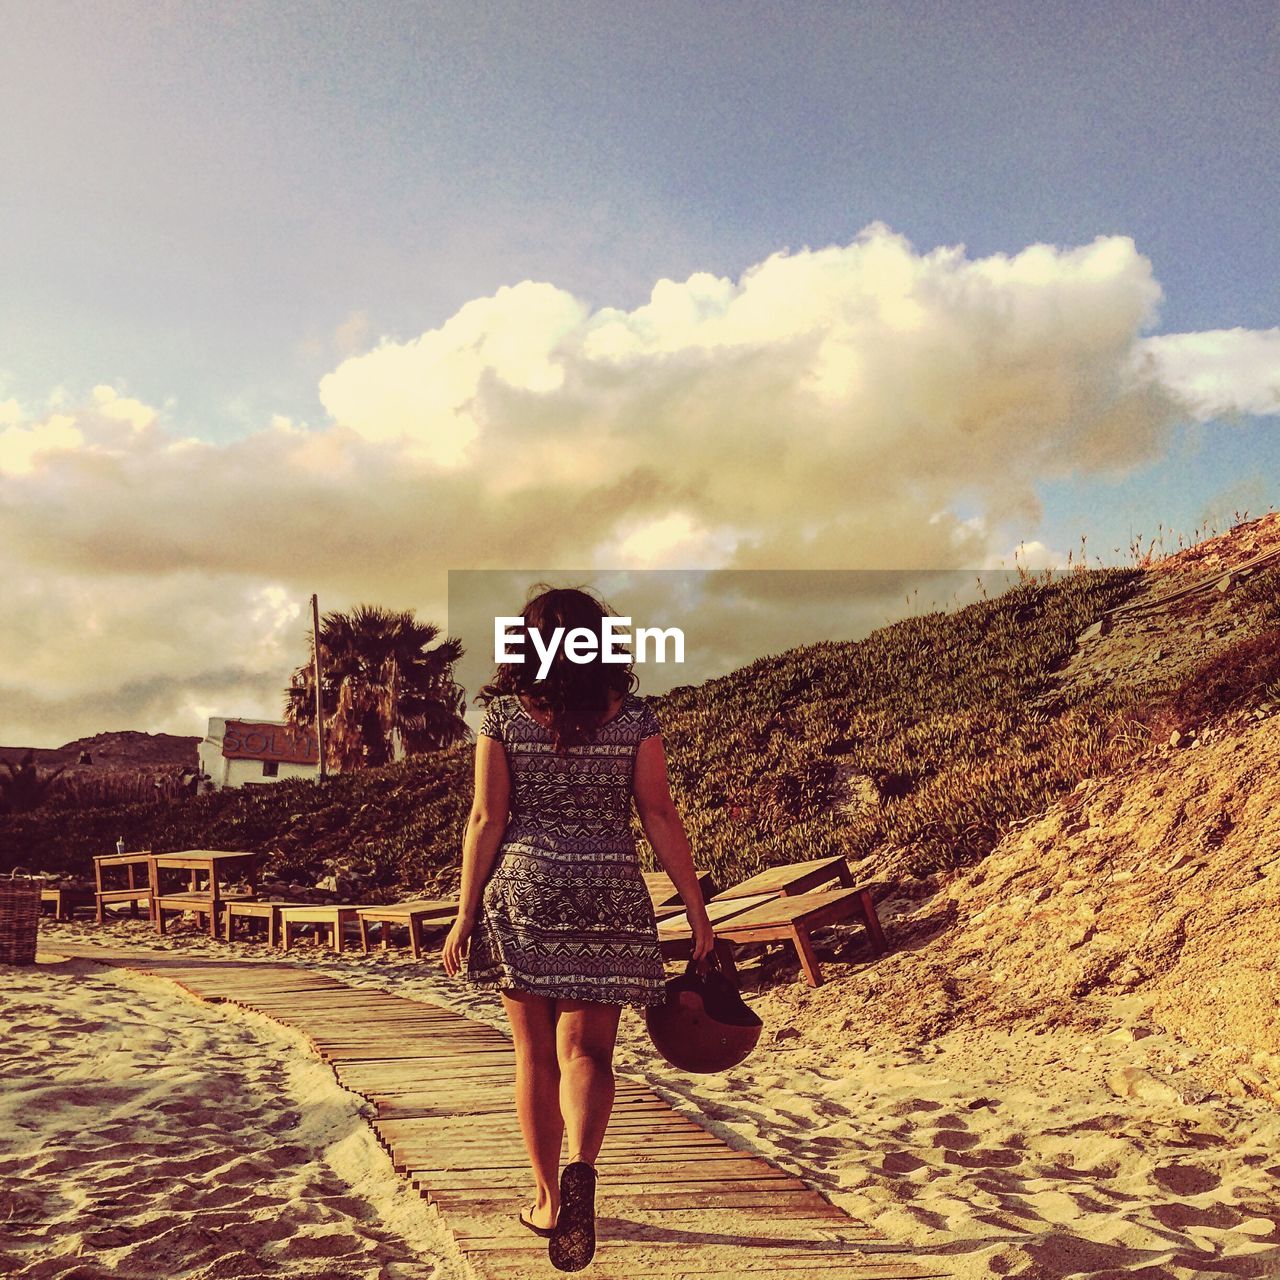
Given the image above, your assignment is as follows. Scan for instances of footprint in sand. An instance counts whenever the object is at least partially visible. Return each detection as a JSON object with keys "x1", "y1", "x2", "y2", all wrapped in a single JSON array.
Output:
[
  {"x1": 928, "y1": 1127, "x2": 980, "y2": 1149},
  {"x1": 1152, "y1": 1162, "x2": 1219, "y2": 1195},
  {"x1": 1152, "y1": 1200, "x2": 1244, "y2": 1231},
  {"x1": 267, "y1": 1226, "x2": 371, "y2": 1260}
]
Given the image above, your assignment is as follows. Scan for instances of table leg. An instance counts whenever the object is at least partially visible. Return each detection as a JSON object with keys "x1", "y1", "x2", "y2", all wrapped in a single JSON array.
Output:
[
  {"x1": 409, "y1": 916, "x2": 423, "y2": 960},
  {"x1": 147, "y1": 857, "x2": 159, "y2": 928},
  {"x1": 792, "y1": 925, "x2": 823, "y2": 987},
  {"x1": 857, "y1": 888, "x2": 887, "y2": 953},
  {"x1": 208, "y1": 867, "x2": 221, "y2": 938}
]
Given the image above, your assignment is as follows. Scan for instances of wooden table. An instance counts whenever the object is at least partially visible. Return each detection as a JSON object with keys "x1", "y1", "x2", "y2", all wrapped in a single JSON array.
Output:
[
  {"x1": 149, "y1": 850, "x2": 259, "y2": 938},
  {"x1": 93, "y1": 852, "x2": 155, "y2": 924},
  {"x1": 355, "y1": 899, "x2": 458, "y2": 958}
]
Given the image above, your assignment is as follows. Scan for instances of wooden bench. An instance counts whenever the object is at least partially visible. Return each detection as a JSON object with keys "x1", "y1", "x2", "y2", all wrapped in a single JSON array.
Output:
[
  {"x1": 224, "y1": 899, "x2": 305, "y2": 947},
  {"x1": 642, "y1": 869, "x2": 718, "y2": 921},
  {"x1": 93, "y1": 852, "x2": 154, "y2": 924},
  {"x1": 710, "y1": 885, "x2": 887, "y2": 986},
  {"x1": 277, "y1": 904, "x2": 367, "y2": 953},
  {"x1": 711, "y1": 853, "x2": 855, "y2": 901},
  {"x1": 355, "y1": 899, "x2": 458, "y2": 958},
  {"x1": 154, "y1": 888, "x2": 256, "y2": 934},
  {"x1": 657, "y1": 892, "x2": 781, "y2": 977},
  {"x1": 41, "y1": 886, "x2": 91, "y2": 921}
]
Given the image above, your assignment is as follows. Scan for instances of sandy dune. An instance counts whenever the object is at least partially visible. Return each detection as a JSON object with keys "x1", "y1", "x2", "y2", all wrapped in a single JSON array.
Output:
[
  {"x1": 34, "y1": 917, "x2": 1280, "y2": 1279},
  {"x1": 1, "y1": 953, "x2": 464, "y2": 1280}
]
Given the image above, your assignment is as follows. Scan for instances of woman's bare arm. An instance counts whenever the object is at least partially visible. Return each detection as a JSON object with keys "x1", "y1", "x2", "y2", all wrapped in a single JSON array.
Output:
[
  {"x1": 441, "y1": 733, "x2": 511, "y2": 976},
  {"x1": 633, "y1": 734, "x2": 714, "y2": 960}
]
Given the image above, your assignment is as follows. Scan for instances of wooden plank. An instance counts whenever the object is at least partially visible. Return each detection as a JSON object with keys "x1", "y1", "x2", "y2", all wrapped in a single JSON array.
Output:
[
  {"x1": 60, "y1": 947, "x2": 936, "y2": 1280},
  {"x1": 657, "y1": 891, "x2": 779, "y2": 938},
  {"x1": 712, "y1": 855, "x2": 853, "y2": 901}
]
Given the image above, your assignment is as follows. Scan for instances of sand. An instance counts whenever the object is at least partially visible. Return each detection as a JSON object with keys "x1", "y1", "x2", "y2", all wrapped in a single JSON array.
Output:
[
  {"x1": 1, "y1": 951, "x2": 466, "y2": 1280},
  {"x1": 29, "y1": 917, "x2": 1280, "y2": 1279}
]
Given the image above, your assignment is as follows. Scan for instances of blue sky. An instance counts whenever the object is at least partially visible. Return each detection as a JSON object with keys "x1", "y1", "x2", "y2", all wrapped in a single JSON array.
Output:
[{"x1": 0, "y1": 0, "x2": 1277, "y2": 743}]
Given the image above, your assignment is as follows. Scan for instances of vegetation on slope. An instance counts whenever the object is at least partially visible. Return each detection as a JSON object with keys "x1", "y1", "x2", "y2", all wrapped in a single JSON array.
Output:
[
  {"x1": 9, "y1": 560, "x2": 1280, "y2": 895},
  {"x1": 657, "y1": 568, "x2": 1146, "y2": 885},
  {"x1": 1, "y1": 567, "x2": 1137, "y2": 885}
]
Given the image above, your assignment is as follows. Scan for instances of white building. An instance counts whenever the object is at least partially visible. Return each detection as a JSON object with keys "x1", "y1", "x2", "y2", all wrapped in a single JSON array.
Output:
[{"x1": 197, "y1": 717, "x2": 321, "y2": 790}]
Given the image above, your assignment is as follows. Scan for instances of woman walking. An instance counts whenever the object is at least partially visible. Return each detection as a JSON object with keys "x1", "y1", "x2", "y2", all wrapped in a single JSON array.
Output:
[{"x1": 441, "y1": 586, "x2": 715, "y2": 1272}]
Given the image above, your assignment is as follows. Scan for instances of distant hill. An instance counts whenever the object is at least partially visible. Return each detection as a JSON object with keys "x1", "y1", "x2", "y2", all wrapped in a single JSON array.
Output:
[{"x1": 0, "y1": 729, "x2": 200, "y2": 771}]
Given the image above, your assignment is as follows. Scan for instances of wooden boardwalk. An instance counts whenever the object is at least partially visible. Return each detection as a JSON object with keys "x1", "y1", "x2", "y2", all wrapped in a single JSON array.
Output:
[{"x1": 44, "y1": 944, "x2": 945, "y2": 1280}]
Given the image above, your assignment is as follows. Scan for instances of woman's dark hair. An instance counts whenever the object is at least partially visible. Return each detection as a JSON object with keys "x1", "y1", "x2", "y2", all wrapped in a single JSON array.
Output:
[{"x1": 477, "y1": 584, "x2": 636, "y2": 753}]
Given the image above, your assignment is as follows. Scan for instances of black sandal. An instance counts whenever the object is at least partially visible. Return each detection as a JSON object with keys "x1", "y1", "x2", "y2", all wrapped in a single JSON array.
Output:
[
  {"x1": 519, "y1": 1205, "x2": 556, "y2": 1238},
  {"x1": 548, "y1": 1160, "x2": 597, "y2": 1272}
]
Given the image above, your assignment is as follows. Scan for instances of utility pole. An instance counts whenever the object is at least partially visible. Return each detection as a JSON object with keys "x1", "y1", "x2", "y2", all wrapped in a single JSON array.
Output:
[{"x1": 310, "y1": 593, "x2": 327, "y2": 781}]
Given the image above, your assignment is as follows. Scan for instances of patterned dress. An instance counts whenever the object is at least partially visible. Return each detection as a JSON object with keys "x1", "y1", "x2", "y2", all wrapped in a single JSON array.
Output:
[{"x1": 464, "y1": 691, "x2": 668, "y2": 1008}]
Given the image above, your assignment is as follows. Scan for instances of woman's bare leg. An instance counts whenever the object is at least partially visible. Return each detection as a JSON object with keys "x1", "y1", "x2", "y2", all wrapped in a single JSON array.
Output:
[
  {"x1": 554, "y1": 999, "x2": 622, "y2": 1165},
  {"x1": 502, "y1": 989, "x2": 563, "y2": 1227}
]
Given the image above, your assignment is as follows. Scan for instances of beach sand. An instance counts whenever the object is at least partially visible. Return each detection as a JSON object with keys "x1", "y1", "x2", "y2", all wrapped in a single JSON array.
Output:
[
  {"x1": 1, "y1": 950, "x2": 466, "y2": 1280},
  {"x1": 28, "y1": 917, "x2": 1280, "y2": 1279}
]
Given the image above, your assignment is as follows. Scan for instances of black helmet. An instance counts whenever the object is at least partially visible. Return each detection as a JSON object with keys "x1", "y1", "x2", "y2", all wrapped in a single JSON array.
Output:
[{"x1": 646, "y1": 954, "x2": 763, "y2": 1073}]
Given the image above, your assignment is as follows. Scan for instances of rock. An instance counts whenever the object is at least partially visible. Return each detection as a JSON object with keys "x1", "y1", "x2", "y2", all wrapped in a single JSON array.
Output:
[
  {"x1": 1107, "y1": 1066, "x2": 1182, "y2": 1104},
  {"x1": 1169, "y1": 729, "x2": 1191, "y2": 748},
  {"x1": 1235, "y1": 1067, "x2": 1269, "y2": 1096},
  {"x1": 773, "y1": 1027, "x2": 801, "y2": 1043},
  {"x1": 315, "y1": 875, "x2": 339, "y2": 892}
]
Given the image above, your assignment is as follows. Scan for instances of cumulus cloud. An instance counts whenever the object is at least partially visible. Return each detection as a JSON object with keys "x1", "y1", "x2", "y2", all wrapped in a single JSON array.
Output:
[
  {"x1": 3, "y1": 222, "x2": 1277, "y2": 743},
  {"x1": 1138, "y1": 326, "x2": 1280, "y2": 420}
]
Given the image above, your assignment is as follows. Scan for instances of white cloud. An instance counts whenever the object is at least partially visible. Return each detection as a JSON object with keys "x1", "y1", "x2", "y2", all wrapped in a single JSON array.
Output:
[
  {"x1": 1138, "y1": 326, "x2": 1280, "y2": 421},
  {"x1": 0, "y1": 411, "x2": 84, "y2": 476},
  {"x1": 2, "y1": 222, "x2": 1277, "y2": 743}
]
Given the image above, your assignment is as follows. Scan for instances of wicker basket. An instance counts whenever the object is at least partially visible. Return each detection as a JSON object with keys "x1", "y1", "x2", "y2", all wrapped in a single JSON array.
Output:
[{"x1": 0, "y1": 876, "x2": 43, "y2": 965}]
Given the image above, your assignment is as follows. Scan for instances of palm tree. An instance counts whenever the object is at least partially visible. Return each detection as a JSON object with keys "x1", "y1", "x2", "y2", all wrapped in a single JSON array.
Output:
[
  {"x1": 0, "y1": 751, "x2": 68, "y2": 814},
  {"x1": 284, "y1": 604, "x2": 468, "y2": 772}
]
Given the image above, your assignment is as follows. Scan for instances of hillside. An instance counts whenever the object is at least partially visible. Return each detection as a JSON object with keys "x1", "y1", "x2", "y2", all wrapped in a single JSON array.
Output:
[
  {"x1": 6, "y1": 514, "x2": 1279, "y2": 943},
  {"x1": 737, "y1": 511, "x2": 1280, "y2": 1103},
  {"x1": 0, "y1": 729, "x2": 199, "y2": 770}
]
